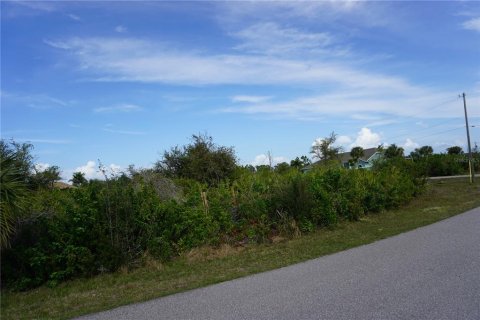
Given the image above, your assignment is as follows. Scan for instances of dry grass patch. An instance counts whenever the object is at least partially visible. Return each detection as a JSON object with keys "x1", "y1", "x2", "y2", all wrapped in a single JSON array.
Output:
[{"x1": 185, "y1": 244, "x2": 245, "y2": 263}]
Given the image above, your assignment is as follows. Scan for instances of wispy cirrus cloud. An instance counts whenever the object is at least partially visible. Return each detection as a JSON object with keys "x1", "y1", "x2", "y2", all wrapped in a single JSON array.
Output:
[
  {"x1": 12, "y1": 1, "x2": 58, "y2": 12},
  {"x1": 44, "y1": 37, "x2": 415, "y2": 90},
  {"x1": 67, "y1": 13, "x2": 81, "y2": 21},
  {"x1": 232, "y1": 22, "x2": 333, "y2": 56},
  {"x1": 15, "y1": 138, "x2": 72, "y2": 144},
  {"x1": 232, "y1": 95, "x2": 272, "y2": 103},
  {"x1": 1, "y1": 91, "x2": 69, "y2": 109},
  {"x1": 103, "y1": 128, "x2": 147, "y2": 135},
  {"x1": 94, "y1": 104, "x2": 143, "y2": 113},
  {"x1": 44, "y1": 36, "x2": 480, "y2": 120},
  {"x1": 216, "y1": 1, "x2": 372, "y2": 27},
  {"x1": 221, "y1": 91, "x2": 478, "y2": 120}
]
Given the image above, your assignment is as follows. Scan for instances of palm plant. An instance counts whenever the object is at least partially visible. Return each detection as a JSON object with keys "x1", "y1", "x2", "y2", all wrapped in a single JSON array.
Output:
[
  {"x1": 0, "y1": 144, "x2": 28, "y2": 248},
  {"x1": 350, "y1": 146, "x2": 365, "y2": 168}
]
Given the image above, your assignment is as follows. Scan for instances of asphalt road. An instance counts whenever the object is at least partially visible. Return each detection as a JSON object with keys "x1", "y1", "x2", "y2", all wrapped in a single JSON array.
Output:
[
  {"x1": 428, "y1": 175, "x2": 471, "y2": 180},
  {"x1": 77, "y1": 207, "x2": 480, "y2": 320}
]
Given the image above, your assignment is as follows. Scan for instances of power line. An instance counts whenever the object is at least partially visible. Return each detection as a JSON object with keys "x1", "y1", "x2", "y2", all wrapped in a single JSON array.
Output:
[
  {"x1": 378, "y1": 95, "x2": 471, "y2": 145},
  {"x1": 410, "y1": 126, "x2": 464, "y2": 143},
  {"x1": 383, "y1": 118, "x2": 462, "y2": 143},
  {"x1": 397, "y1": 97, "x2": 458, "y2": 120}
]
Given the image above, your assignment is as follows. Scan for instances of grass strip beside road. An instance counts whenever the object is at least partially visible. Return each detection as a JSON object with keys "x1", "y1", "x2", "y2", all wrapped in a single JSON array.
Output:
[{"x1": 2, "y1": 178, "x2": 480, "y2": 320}]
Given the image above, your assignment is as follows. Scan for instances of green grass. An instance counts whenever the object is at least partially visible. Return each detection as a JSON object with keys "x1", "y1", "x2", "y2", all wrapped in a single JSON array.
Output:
[{"x1": 2, "y1": 178, "x2": 479, "y2": 320}]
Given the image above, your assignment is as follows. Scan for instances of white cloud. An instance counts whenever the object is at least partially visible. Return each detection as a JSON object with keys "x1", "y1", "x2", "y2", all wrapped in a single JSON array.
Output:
[
  {"x1": 311, "y1": 138, "x2": 323, "y2": 147},
  {"x1": 16, "y1": 138, "x2": 71, "y2": 144},
  {"x1": 462, "y1": 17, "x2": 480, "y2": 32},
  {"x1": 73, "y1": 160, "x2": 123, "y2": 180},
  {"x1": 233, "y1": 22, "x2": 332, "y2": 56},
  {"x1": 351, "y1": 127, "x2": 382, "y2": 149},
  {"x1": 415, "y1": 121, "x2": 428, "y2": 128},
  {"x1": 232, "y1": 95, "x2": 272, "y2": 103},
  {"x1": 44, "y1": 37, "x2": 415, "y2": 90},
  {"x1": 13, "y1": 1, "x2": 58, "y2": 12},
  {"x1": 273, "y1": 156, "x2": 289, "y2": 164},
  {"x1": 103, "y1": 128, "x2": 147, "y2": 135},
  {"x1": 67, "y1": 14, "x2": 81, "y2": 21},
  {"x1": 34, "y1": 162, "x2": 50, "y2": 172},
  {"x1": 365, "y1": 119, "x2": 398, "y2": 128},
  {"x1": 94, "y1": 104, "x2": 143, "y2": 113},
  {"x1": 351, "y1": 114, "x2": 380, "y2": 121},
  {"x1": 221, "y1": 92, "x2": 480, "y2": 119},
  {"x1": 74, "y1": 161, "x2": 98, "y2": 180},
  {"x1": 251, "y1": 154, "x2": 288, "y2": 166},
  {"x1": 109, "y1": 163, "x2": 122, "y2": 174},
  {"x1": 251, "y1": 154, "x2": 270, "y2": 166},
  {"x1": 403, "y1": 138, "x2": 419, "y2": 152},
  {"x1": 115, "y1": 25, "x2": 127, "y2": 33},
  {"x1": 2, "y1": 91, "x2": 68, "y2": 109},
  {"x1": 45, "y1": 37, "x2": 480, "y2": 120},
  {"x1": 216, "y1": 1, "x2": 377, "y2": 28},
  {"x1": 337, "y1": 135, "x2": 352, "y2": 145}
]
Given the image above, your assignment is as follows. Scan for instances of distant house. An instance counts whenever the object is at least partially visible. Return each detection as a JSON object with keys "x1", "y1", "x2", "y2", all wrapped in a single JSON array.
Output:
[
  {"x1": 337, "y1": 147, "x2": 382, "y2": 169},
  {"x1": 53, "y1": 181, "x2": 75, "y2": 189},
  {"x1": 302, "y1": 147, "x2": 382, "y2": 172}
]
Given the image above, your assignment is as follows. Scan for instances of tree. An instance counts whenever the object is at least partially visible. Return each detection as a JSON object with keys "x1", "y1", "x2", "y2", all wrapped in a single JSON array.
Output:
[
  {"x1": 410, "y1": 145, "x2": 433, "y2": 159},
  {"x1": 310, "y1": 132, "x2": 343, "y2": 161},
  {"x1": 290, "y1": 155, "x2": 311, "y2": 169},
  {"x1": 418, "y1": 145, "x2": 433, "y2": 157},
  {"x1": 446, "y1": 146, "x2": 463, "y2": 155},
  {"x1": 243, "y1": 165, "x2": 256, "y2": 173},
  {"x1": 255, "y1": 165, "x2": 271, "y2": 173},
  {"x1": 274, "y1": 162, "x2": 291, "y2": 174},
  {"x1": 0, "y1": 140, "x2": 30, "y2": 248},
  {"x1": 157, "y1": 146, "x2": 185, "y2": 178},
  {"x1": 384, "y1": 144, "x2": 404, "y2": 159},
  {"x1": 0, "y1": 140, "x2": 34, "y2": 184},
  {"x1": 32, "y1": 165, "x2": 61, "y2": 189},
  {"x1": 156, "y1": 134, "x2": 237, "y2": 186},
  {"x1": 349, "y1": 146, "x2": 365, "y2": 167},
  {"x1": 70, "y1": 171, "x2": 88, "y2": 186}
]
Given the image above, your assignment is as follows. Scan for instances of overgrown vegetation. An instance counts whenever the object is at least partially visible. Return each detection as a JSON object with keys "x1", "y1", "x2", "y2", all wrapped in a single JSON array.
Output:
[
  {"x1": 1, "y1": 137, "x2": 478, "y2": 294},
  {"x1": 155, "y1": 134, "x2": 237, "y2": 186},
  {"x1": 1, "y1": 136, "x2": 426, "y2": 291},
  {"x1": 408, "y1": 145, "x2": 480, "y2": 177},
  {"x1": 2, "y1": 178, "x2": 479, "y2": 320}
]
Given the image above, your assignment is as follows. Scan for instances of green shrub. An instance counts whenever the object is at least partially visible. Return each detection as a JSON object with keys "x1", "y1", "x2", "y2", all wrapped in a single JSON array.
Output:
[{"x1": 1, "y1": 156, "x2": 425, "y2": 290}]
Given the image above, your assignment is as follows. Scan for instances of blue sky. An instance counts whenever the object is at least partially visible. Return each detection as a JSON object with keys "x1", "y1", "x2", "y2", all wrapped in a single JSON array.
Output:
[{"x1": 1, "y1": 1, "x2": 479, "y2": 180}]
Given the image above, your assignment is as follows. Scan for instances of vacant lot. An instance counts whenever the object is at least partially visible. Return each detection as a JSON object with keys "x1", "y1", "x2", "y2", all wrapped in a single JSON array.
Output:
[{"x1": 2, "y1": 178, "x2": 479, "y2": 320}]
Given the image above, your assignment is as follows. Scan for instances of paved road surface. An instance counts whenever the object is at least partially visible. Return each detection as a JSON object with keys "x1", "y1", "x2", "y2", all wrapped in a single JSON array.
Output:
[
  {"x1": 428, "y1": 175, "x2": 471, "y2": 180},
  {"x1": 77, "y1": 207, "x2": 480, "y2": 320}
]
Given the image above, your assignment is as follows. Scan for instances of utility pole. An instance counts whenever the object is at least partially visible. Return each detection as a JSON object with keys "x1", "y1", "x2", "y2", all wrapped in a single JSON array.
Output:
[{"x1": 461, "y1": 92, "x2": 474, "y2": 183}]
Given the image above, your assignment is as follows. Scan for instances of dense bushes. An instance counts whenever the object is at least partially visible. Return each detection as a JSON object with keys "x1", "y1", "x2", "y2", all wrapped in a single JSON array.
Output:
[
  {"x1": 3, "y1": 138, "x2": 477, "y2": 291},
  {"x1": 410, "y1": 154, "x2": 479, "y2": 177},
  {"x1": 1, "y1": 158, "x2": 425, "y2": 290}
]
